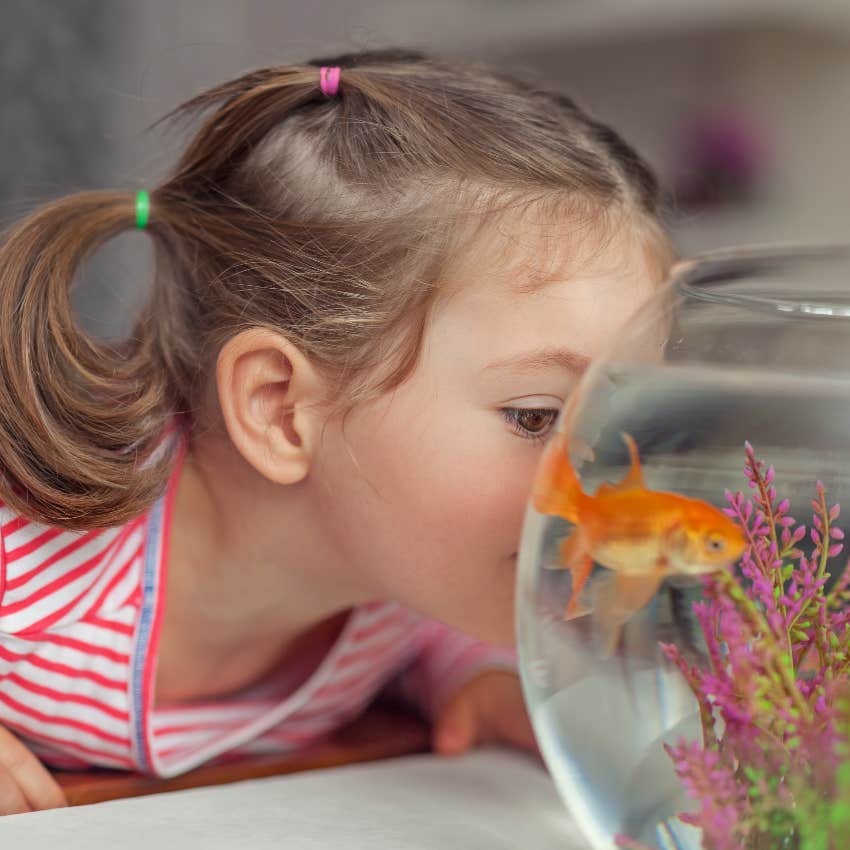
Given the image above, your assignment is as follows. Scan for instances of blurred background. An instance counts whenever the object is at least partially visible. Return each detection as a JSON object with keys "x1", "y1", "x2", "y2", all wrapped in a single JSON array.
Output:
[{"x1": 2, "y1": 0, "x2": 850, "y2": 336}]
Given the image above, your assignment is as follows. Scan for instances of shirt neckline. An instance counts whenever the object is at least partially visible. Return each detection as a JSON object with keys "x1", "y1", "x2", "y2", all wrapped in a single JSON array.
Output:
[
  {"x1": 128, "y1": 425, "x2": 188, "y2": 773},
  {"x1": 130, "y1": 425, "x2": 378, "y2": 777}
]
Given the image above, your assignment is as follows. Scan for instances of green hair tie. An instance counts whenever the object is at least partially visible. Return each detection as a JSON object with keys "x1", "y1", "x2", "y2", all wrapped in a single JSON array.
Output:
[{"x1": 135, "y1": 190, "x2": 150, "y2": 229}]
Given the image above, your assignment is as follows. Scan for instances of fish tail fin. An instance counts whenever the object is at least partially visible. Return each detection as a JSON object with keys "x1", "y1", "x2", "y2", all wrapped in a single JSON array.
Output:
[{"x1": 533, "y1": 431, "x2": 583, "y2": 522}]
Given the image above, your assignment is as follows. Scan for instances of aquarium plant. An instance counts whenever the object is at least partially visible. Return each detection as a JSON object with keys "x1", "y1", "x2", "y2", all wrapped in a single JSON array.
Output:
[{"x1": 617, "y1": 443, "x2": 850, "y2": 850}]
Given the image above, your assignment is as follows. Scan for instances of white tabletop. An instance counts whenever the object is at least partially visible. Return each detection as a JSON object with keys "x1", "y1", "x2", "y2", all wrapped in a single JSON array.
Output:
[{"x1": 0, "y1": 748, "x2": 588, "y2": 849}]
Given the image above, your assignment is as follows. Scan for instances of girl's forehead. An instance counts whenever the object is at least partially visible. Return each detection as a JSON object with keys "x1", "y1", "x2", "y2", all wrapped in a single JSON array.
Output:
[
  {"x1": 440, "y1": 209, "x2": 657, "y2": 309},
  {"x1": 425, "y1": 218, "x2": 660, "y2": 369}
]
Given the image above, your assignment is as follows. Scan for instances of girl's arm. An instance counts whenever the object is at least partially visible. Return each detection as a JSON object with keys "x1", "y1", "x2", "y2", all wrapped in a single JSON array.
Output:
[{"x1": 393, "y1": 620, "x2": 517, "y2": 721}]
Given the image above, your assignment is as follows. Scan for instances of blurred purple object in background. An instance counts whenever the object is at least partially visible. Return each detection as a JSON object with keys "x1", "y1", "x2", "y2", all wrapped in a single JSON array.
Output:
[{"x1": 676, "y1": 108, "x2": 769, "y2": 208}]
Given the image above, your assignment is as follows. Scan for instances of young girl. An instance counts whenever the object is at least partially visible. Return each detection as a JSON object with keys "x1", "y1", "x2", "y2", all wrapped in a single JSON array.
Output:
[{"x1": 0, "y1": 49, "x2": 671, "y2": 813}]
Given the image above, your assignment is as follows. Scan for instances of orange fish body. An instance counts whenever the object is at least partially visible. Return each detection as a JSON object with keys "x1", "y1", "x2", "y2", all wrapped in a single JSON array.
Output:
[{"x1": 533, "y1": 431, "x2": 746, "y2": 654}]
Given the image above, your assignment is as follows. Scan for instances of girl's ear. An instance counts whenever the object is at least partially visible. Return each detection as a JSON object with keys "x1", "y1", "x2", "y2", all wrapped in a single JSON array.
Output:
[{"x1": 216, "y1": 328, "x2": 329, "y2": 485}]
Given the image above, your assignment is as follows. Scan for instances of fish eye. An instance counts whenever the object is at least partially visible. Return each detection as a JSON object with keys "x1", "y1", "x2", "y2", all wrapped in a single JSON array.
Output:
[{"x1": 705, "y1": 534, "x2": 726, "y2": 553}]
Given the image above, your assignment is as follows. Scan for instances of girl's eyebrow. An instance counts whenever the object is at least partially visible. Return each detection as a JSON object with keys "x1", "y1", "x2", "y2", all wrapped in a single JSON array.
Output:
[{"x1": 482, "y1": 347, "x2": 591, "y2": 375}]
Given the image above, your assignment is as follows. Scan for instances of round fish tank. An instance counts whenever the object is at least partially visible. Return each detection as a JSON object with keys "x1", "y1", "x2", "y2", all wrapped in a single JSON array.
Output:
[{"x1": 517, "y1": 246, "x2": 850, "y2": 850}]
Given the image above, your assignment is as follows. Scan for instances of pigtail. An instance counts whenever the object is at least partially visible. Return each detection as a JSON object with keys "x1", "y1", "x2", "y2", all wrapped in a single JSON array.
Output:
[
  {"x1": 153, "y1": 66, "x2": 320, "y2": 190},
  {"x1": 0, "y1": 191, "x2": 178, "y2": 530}
]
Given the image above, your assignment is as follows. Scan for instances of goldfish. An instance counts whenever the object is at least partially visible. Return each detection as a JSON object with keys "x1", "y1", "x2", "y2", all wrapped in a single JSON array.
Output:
[{"x1": 533, "y1": 430, "x2": 746, "y2": 655}]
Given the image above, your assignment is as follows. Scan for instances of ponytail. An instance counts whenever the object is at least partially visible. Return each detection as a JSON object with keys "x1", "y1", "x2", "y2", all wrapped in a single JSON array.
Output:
[{"x1": 0, "y1": 191, "x2": 179, "y2": 530}]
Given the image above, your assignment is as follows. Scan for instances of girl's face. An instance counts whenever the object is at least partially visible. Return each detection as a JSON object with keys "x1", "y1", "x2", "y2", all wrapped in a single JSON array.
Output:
[{"x1": 309, "y1": 217, "x2": 664, "y2": 646}]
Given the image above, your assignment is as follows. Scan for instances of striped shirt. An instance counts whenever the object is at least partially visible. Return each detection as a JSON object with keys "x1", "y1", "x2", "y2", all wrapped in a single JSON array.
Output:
[{"x1": 0, "y1": 433, "x2": 516, "y2": 777}]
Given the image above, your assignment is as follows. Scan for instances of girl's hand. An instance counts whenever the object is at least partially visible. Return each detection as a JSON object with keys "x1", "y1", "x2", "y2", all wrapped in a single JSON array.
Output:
[
  {"x1": 0, "y1": 725, "x2": 67, "y2": 814},
  {"x1": 432, "y1": 670, "x2": 540, "y2": 757}
]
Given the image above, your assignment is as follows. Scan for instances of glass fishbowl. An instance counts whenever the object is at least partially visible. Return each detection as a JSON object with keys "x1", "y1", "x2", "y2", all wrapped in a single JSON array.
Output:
[{"x1": 517, "y1": 246, "x2": 850, "y2": 850}]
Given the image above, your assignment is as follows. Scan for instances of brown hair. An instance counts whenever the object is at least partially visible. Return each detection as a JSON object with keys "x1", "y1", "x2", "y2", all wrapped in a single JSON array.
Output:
[{"x1": 0, "y1": 49, "x2": 670, "y2": 530}]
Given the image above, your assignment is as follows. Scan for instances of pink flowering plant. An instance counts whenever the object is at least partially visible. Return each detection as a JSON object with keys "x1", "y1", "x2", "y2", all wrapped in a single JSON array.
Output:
[{"x1": 618, "y1": 443, "x2": 850, "y2": 850}]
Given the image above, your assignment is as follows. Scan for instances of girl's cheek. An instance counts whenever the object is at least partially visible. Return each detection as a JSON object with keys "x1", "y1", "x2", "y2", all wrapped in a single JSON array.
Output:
[{"x1": 462, "y1": 465, "x2": 535, "y2": 544}]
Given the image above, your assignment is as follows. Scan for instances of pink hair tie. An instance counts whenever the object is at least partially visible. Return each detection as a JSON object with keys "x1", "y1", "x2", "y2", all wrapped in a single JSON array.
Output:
[{"x1": 320, "y1": 66, "x2": 341, "y2": 97}]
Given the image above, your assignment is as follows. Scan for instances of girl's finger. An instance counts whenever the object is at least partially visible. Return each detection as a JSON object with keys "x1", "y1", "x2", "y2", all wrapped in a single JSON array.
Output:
[
  {"x1": 0, "y1": 764, "x2": 32, "y2": 815},
  {"x1": 0, "y1": 726, "x2": 67, "y2": 811},
  {"x1": 433, "y1": 694, "x2": 477, "y2": 755}
]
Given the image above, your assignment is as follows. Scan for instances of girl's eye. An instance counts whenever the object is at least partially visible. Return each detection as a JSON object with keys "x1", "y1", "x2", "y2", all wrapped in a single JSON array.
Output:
[{"x1": 501, "y1": 408, "x2": 560, "y2": 443}]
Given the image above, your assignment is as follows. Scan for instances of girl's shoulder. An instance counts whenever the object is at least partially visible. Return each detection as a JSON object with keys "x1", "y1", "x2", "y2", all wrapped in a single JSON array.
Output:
[
  {"x1": 0, "y1": 500, "x2": 151, "y2": 636},
  {"x1": 0, "y1": 418, "x2": 186, "y2": 637}
]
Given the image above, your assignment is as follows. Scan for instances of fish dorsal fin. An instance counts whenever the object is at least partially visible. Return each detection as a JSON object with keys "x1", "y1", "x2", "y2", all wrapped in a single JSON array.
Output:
[
  {"x1": 595, "y1": 432, "x2": 645, "y2": 496},
  {"x1": 620, "y1": 432, "x2": 645, "y2": 489}
]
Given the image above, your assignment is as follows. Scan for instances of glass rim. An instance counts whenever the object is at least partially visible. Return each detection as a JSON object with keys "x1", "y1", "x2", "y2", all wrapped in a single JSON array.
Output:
[{"x1": 669, "y1": 242, "x2": 850, "y2": 318}]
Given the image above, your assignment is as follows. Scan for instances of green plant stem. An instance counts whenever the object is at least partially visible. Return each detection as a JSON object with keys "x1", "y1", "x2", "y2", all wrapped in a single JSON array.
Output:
[
  {"x1": 787, "y1": 492, "x2": 834, "y2": 656},
  {"x1": 754, "y1": 472, "x2": 787, "y2": 610},
  {"x1": 714, "y1": 569, "x2": 812, "y2": 723}
]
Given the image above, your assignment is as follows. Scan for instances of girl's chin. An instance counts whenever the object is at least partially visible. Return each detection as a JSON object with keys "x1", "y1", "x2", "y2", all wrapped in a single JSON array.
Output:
[
  {"x1": 477, "y1": 590, "x2": 518, "y2": 646},
  {"x1": 465, "y1": 617, "x2": 516, "y2": 649}
]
